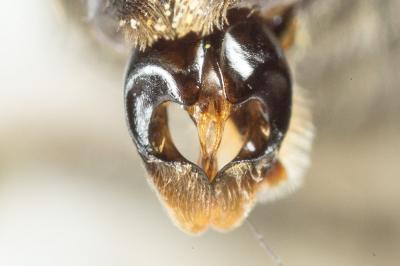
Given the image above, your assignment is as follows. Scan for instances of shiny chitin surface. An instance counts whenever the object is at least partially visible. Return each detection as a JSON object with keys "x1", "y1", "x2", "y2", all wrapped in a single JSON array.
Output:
[{"x1": 125, "y1": 9, "x2": 293, "y2": 233}]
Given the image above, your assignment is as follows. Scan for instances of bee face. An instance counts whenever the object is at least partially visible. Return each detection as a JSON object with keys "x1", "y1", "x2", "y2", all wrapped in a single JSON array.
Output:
[
  {"x1": 79, "y1": 0, "x2": 313, "y2": 233},
  {"x1": 125, "y1": 8, "x2": 293, "y2": 232}
]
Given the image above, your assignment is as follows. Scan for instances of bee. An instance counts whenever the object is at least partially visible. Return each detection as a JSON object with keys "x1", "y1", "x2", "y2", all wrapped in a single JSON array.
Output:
[{"x1": 68, "y1": 0, "x2": 314, "y2": 234}]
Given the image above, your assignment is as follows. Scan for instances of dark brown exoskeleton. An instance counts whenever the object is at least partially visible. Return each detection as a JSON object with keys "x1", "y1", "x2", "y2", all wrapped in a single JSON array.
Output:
[{"x1": 123, "y1": 3, "x2": 313, "y2": 233}]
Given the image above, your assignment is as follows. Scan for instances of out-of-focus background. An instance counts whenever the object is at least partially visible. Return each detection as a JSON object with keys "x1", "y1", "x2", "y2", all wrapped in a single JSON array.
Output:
[{"x1": 0, "y1": 1, "x2": 399, "y2": 265}]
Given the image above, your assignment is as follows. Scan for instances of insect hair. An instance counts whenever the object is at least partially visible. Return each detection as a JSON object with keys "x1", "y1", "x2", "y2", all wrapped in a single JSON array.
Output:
[
  {"x1": 91, "y1": 0, "x2": 238, "y2": 50},
  {"x1": 81, "y1": 0, "x2": 302, "y2": 50}
]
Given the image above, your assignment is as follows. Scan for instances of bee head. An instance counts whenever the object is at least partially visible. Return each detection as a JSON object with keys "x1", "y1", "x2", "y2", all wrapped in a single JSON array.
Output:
[{"x1": 124, "y1": 8, "x2": 296, "y2": 233}]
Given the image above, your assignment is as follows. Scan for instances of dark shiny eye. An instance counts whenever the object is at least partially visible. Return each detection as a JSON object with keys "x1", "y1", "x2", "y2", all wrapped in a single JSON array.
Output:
[
  {"x1": 221, "y1": 20, "x2": 290, "y2": 105},
  {"x1": 220, "y1": 19, "x2": 292, "y2": 136},
  {"x1": 124, "y1": 8, "x2": 294, "y2": 233}
]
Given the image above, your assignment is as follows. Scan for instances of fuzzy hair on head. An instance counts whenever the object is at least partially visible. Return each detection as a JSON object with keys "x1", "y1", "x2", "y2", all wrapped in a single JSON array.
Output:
[
  {"x1": 91, "y1": 0, "x2": 238, "y2": 50},
  {"x1": 84, "y1": 0, "x2": 302, "y2": 50}
]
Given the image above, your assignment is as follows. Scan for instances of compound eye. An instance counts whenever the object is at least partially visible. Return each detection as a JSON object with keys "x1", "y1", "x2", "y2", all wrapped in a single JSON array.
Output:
[
  {"x1": 124, "y1": 53, "x2": 198, "y2": 162},
  {"x1": 221, "y1": 20, "x2": 290, "y2": 106},
  {"x1": 126, "y1": 36, "x2": 203, "y2": 110}
]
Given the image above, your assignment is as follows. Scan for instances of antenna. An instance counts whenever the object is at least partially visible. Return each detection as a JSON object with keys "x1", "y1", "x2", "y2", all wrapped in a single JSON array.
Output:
[{"x1": 245, "y1": 219, "x2": 284, "y2": 266}]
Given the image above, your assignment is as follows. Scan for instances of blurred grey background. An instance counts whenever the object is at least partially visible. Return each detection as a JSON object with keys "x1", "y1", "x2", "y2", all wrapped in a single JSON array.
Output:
[{"x1": 0, "y1": 1, "x2": 399, "y2": 265}]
